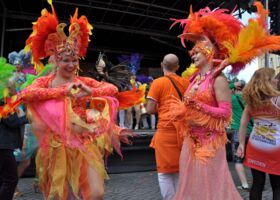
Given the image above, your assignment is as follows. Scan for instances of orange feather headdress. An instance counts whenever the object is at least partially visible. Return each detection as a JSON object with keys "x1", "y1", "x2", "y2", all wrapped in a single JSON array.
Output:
[
  {"x1": 171, "y1": 2, "x2": 280, "y2": 74},
  {"x1": 170, "y1": 6, "x2": 243, "y2": 60},
  {"x1": 25, "y1": 4, "x2": 93, "y2": 73}
]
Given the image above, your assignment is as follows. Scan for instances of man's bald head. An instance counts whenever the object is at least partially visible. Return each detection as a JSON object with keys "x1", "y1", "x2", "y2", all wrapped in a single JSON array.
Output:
[{"x1": 161, "y1": 54, "x2": 179, "y2": 72}]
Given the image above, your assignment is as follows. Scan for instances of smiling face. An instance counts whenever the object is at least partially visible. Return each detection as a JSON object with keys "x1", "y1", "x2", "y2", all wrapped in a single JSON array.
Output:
[
  {"x1": 7, "y1": 80, "x2": 17, "y2": 96},
  {"x1": 190, "y1": 47, "x2": 209, "y2": 68},
  {"x1": 56, "y1": 53, "x2": 79, "y2": 79}
]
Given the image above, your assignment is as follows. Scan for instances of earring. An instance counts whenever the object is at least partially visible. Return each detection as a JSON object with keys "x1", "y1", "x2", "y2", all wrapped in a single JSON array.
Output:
[{"x1": 75, "y1": 64, "x2": 80, "y2": 76}]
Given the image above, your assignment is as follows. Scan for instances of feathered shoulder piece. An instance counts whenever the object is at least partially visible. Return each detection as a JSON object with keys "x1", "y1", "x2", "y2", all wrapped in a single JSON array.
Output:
[
  {"x1": 223, "y1": 2, "x2": 280, "y2": 73},
  {"x1": 25, "y1": 3, "x2": 93, "y2": 73}
]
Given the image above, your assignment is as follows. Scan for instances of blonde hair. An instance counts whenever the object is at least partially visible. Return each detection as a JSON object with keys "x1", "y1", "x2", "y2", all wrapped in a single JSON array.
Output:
[
  {"x1": 275, "y1": 70, "x2": 280, "y2": 90},
  {"x1": 243, "y1": 68, "x2": 280, "y2": 109}
]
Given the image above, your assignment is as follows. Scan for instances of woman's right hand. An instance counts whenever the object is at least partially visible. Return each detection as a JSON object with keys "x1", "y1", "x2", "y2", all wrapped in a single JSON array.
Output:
[{"x1": 236, "y1": 143, "x2": 245, "y2": 158}]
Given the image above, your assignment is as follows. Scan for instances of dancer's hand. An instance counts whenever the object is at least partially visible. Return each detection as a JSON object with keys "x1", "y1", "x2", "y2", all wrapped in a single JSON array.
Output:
[
  {"x1": 75, "y1": 83, "x2": 92, "y2": 98},
  {"x1": 66, "y1": 83, "x2": 92, "y2": 98},
  {"x1": 236, "y1": 143, "x2": 245, "y2": 158},
  {"x1": 66, "y1": 83, "x2": 78, "y2": 98}
]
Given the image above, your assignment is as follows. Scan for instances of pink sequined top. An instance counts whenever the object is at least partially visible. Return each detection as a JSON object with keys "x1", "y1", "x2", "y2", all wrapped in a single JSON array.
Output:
[{"x1": 184, "y1": 71, "x2": 229, "y2": 146}]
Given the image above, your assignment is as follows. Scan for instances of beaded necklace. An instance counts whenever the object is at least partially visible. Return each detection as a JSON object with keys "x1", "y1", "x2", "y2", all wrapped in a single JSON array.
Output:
[{"x1": 190, "y1": 71, "x2": 211, "y2": 94}]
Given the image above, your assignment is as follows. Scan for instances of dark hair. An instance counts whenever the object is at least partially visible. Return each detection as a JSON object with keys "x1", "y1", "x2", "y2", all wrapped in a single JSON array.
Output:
[{"x1": 239, "y1": 80, "x2": 246, "y2": 90}]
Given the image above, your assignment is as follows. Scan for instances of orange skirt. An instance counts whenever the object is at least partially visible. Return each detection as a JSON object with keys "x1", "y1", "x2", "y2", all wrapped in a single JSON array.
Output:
[
  {"x1": 150, "y1": 129, "x2": 181, "y2": 173},
  {"x1": 36, "y1": 135, "x2": 108, "y2": 200}
]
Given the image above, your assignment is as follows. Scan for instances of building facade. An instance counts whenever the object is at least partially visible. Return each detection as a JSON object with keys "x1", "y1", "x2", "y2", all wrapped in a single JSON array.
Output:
[{"x1": 258, "y1": 53, "x2": 280, "y2": 73}]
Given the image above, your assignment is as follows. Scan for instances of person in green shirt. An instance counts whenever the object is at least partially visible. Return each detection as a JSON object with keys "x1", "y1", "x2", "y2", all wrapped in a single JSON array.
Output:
[{"x1": 230, "y1": 80, "x2": 253, "y2": 191}]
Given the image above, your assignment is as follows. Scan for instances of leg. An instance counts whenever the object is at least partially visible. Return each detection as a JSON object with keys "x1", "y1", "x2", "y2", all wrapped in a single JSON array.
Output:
[
  {"x1": 125, "y1": 108, "x2": 133, "y2": 129},
  {"x1": 141, "y1": 115, "x2": 149, "y2": 129},
  {"x1": 134, "y1": 105, "x2": 141, "y2": 130},
  {"x1": 231, "y1": 137, "x2": 249, "y2": 189},
  {"x1": 150, "y1": 114, "x2": 156, "y2": 129},
  {"x1": 250, "y1": 168, "x2": 266, "y2": 200},
  {"x1": 235, "y1": 163, "x2": 249, "y2": 188},
  {"x1": 118, "y1": 110, "x2": 125, "y2": 128},
  {"x1": 0, "y1": 150, "x2": 19, "y2": 200},
  {"x1": 158, "y1": 173, "x2": 177, "y2": 200},
  {"x1": 13, "y1": 158, "x2": 32, "y2": 197},
  {"x1": 80, "y1": 165, "x2": 104, "y2": 200},
  {"x1": 269, "y1": 173, "x2": 280, "y2": 200},
  {"x1": 18, "y1": 158, "x2": 31, "y2": 177}
]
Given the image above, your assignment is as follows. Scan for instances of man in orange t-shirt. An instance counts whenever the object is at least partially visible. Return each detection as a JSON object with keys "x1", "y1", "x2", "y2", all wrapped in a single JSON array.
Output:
[{"x1": 146, "y1": 54, "x2": 189, "y2": 200}]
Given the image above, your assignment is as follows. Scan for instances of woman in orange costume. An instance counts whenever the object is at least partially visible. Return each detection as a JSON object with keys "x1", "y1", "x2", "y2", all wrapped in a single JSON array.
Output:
[
  {"x1": 19, "y1": 4, "x2": 127, "y2": 200},
  {"x1": 170, "y1": 2, "x2": 280, "y2": 200}
]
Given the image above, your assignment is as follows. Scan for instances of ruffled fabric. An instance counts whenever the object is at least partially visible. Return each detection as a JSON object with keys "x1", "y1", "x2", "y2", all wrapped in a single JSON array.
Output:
[
  {"x1": 169, "y1": 97, "x2": 229, "y2": 162},
  {"x1": 174, "y1": 144, "x2": 242, "y2": 200},
  {"x1": 21, "y1": 75, "x2": 130, "y2": 200},
  {"x1": 27, "y1": 96, "x2": 129, "y2": 199}
]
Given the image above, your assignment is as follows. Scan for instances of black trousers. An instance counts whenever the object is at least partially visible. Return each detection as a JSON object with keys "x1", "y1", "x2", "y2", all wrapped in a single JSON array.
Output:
[
  {"x1": 250, "y1": 168, "x2": 280, "y2": 200},
  {"x1": 0, "y1": 149, "x2": 18, "y2": 200}
]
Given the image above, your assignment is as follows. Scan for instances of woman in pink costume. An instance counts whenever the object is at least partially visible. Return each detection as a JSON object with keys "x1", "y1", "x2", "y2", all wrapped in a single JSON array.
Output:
[
  {"x1": 170, "y1": 39, "x2": 242, "y2": 200},
  {"x1": 170, "y1": 2, "x2": 280, "y2": 199},
  {"x1": 237, "y1": 68, "x2": 280, "y2": 200},
  {"x1": 18, "y1": 4, "x2": 130, "y2": 200}
]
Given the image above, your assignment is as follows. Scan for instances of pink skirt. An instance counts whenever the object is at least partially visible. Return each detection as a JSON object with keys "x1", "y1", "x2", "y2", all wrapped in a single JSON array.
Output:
[{"x1": 174, "y1": 141, "x2": 242, "y2": 200}]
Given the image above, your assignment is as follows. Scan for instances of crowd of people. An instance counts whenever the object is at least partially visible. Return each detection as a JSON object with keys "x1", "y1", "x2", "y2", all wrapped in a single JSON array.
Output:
[{"x1": 1, "y1": 1, "x2": 280, "y2": 200}]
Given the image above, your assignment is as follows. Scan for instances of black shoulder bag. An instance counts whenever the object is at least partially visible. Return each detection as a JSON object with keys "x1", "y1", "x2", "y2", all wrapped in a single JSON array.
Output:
[{"x1": 165, "y1": 76, "x2": 183, "y2": 100}]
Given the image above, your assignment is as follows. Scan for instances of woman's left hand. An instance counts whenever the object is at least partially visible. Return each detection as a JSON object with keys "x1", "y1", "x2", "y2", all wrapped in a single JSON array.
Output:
[{"x1": 236, "y1": 143, "x2": 245, "y2": 158}]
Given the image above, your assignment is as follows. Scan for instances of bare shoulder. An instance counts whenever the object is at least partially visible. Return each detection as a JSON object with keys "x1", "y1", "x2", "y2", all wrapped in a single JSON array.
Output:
[
  {"x1": 213, "y1": 75, "x2": 231, "y2": 102},
  {"x1": 214, "y1": 75, "x2": 229, "y2": 89}
]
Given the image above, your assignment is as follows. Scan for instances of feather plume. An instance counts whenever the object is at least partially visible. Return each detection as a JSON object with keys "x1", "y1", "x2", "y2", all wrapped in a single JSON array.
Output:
[
  {"x1": 171, "y1": 6, "x2": 243, "y2": 58},
  {"x1": 117, "y1": 84, "x2": 146, "y2": 109},
  {"x1": 0, "y1": 57, "x2": 16, "y2": 99},
  {"x1": 70, "y1": 9, "x2": 93, "y2": 58},
  {"x1": 224, "y1": 2, "x2": 280, "y2": 73},
  {"x1": 25, "y1": 6, "x2": 58, "y2": 73}
]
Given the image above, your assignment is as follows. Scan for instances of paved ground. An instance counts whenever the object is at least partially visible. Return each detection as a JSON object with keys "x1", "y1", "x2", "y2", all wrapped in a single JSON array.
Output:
[{"x1": 16, "y1": 162, "x2": 273, "y2": 200}]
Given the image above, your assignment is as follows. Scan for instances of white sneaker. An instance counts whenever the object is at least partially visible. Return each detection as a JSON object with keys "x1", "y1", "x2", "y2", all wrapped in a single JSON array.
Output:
[{"x1": 134, "y1": 124, "x2": 139, "y2": 130}]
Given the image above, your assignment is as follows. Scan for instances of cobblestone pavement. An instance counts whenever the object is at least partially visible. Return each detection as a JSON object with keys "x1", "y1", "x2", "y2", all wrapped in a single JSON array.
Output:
[{"x1": 16, "y1": 163, "x2": 273, "y2": 200}]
